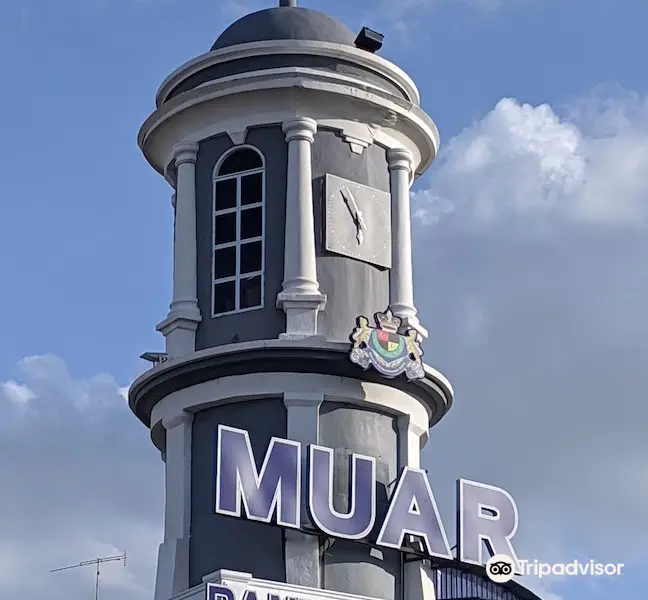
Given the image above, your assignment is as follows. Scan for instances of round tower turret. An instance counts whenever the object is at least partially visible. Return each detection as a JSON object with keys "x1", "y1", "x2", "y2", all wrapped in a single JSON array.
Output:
[{"x1": 130, "y1": 4, "x2": 451, "y2": 600}]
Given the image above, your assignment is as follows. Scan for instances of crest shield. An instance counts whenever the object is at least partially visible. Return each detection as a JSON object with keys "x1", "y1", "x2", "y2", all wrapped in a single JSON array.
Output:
[{"x1": 349, "y1": 309, "x2": 424, "y2": 380}]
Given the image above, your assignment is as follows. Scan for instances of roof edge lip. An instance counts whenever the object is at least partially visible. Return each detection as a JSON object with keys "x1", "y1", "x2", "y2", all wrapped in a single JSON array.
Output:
[{"x1": 155, "y1": 40, "x2": 421, "y2": 109}]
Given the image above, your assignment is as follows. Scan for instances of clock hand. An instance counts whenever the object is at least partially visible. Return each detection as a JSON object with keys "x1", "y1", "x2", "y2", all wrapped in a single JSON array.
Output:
[{"x1": 341, "y1": 186, "x2": 367, "y2": 244}]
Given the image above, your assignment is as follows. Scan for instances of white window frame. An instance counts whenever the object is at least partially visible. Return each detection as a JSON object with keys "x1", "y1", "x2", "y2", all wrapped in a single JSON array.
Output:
[{"x1": 211, "y1": 145, "x2": 266, "y2": 318}]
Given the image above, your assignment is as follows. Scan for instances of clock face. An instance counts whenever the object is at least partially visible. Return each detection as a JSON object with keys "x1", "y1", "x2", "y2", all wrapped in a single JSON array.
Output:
[{"x1": 323, "y1": 174, "x2": 392, "y2": 269}]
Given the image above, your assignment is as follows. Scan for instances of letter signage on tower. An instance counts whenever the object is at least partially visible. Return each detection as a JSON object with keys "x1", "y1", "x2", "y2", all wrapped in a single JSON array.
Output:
[
  {"x1": 307, "y1": 445, "x2": 376, "y2": 539},
  {"x1": 213, "y1": 425, "x2": 521, "y2": 570}
]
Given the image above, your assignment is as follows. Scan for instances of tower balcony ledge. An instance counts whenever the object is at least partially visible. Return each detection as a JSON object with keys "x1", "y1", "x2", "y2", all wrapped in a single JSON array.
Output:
[{"x1": 128, "y1": 338, "x2": 453, "y2": 432}]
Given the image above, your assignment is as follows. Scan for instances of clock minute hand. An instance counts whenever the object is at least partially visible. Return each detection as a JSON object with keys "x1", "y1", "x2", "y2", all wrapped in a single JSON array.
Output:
[{"x1": 341, "y1": 186, "x2": 367, "y2": 244}]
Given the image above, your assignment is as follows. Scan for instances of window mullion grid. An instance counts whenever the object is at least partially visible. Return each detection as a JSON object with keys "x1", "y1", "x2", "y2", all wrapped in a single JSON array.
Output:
[
  {"x1": 260, "y1": 171, "x2": 266, "y2": 308},
  {"x1": 213, "y1": 166, "x2": 264, "y2": 182},
  {"x1": 235, "y1": 174, "x2": 242, "y2": 311},
  {"x1": 211, "y1": 179, "x2": 217, "y2": 316},
  {"x1": 211, "y1": 153, "x2": 265, "y2": 317}
]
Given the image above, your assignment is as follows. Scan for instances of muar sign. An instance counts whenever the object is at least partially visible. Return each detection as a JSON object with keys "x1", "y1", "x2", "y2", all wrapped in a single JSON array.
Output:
[{"x1": 215, "y1": 425, "x2": 521, "y2": 571}]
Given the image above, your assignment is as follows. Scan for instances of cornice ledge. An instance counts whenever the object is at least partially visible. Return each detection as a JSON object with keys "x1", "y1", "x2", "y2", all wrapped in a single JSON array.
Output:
[
  {"x1": 139, "y1": 77, "x2": 438, "y2": 178},
  {"x1": 155, "y1": 40, "x2": 420, "y2": 108}
]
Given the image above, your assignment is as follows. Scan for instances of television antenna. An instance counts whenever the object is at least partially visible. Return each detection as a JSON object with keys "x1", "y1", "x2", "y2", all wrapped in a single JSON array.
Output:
[{"x1": 51, "y1": 552, "x2": 127, "y2": 600}]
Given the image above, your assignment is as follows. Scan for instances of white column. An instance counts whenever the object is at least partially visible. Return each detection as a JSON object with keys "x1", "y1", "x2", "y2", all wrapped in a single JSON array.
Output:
[
  {"x1": 276, "y1": 117, "x2": 326, "y2": 338},
  {"x1": 397, "y1": 415, "x2": 437, "y2": 600},
  {"x1": 283, "y1": 392, "x2": 323, "y2": 588},
  {"x1": 387, "y1": 148, "x2": 427, "y2": 339},
  {"x1": 154, "y1": 412, "x2": 193, "y2": 600},
  {"x1": 157, "y1": 143, "x2": 202, "y2": 357}
]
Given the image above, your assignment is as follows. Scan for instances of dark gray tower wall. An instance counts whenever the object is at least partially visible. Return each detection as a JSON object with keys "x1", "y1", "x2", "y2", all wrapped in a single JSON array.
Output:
[
  {"x1": 318, "y1": 402, "x2": 401, "y2": 600},
  {"x1": 312, "y1": 132, "x2": 391, "y2": 342},
  {"x1": 194, "y1": 127, "x2": 391, "y2": 349},
  {"x1": 189, "y1": 398, "x2": 288, "y2": 586}
]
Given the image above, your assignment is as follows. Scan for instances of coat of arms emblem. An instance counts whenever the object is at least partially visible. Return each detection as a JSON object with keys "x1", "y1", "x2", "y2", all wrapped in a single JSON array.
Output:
[{"x1": 349, "y1": 309, "x2": 424, "y2": 380}]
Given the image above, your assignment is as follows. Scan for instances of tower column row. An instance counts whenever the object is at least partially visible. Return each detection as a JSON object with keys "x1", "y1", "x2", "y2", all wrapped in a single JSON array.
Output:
[
  {"x1": 156, "y1": 132, "x2": 426, "y2": 349},
  {"x1": 274, "y1": 119, "x2": 425, "y2": 339},
  {"x1": 157, "y1": 143, "x2": 202, "y2": 358}
]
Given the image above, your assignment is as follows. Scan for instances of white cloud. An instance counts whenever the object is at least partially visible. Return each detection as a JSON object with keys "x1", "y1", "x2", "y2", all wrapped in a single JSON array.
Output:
[
  {"x1": 0, "y1": 380, "x2": 36, "y2": 404},
  {"x1": 0, "y1": 355, "x2": 161, "y2": 600},
  {"x1": 412, "y1": 87, "x2": 648, "y2": 597},
  {"x1": 415, "y1": 88, "x2": 648, "y2": 227}
]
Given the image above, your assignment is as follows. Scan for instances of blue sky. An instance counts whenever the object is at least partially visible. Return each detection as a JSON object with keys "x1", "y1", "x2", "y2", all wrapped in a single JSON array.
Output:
[{"x1": 1, "y1": 1, "x2": 647, "y2": 599}]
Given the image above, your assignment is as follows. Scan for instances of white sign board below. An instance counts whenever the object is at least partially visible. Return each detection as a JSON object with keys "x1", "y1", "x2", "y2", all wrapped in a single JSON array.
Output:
[{"x1": 206, "y1": 571, "x2": 384, "y2": 600}]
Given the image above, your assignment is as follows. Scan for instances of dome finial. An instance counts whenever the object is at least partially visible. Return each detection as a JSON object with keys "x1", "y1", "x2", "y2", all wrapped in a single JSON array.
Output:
[{"x1": 279, "y1": 0, "x2": 297, "y2": 6}]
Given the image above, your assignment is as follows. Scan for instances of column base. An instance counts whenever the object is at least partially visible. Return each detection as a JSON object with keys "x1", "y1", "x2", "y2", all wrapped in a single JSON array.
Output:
[
  {"x1": 277, "y1": 292, "x2": 327, "y2": 339},
  {"x1": 157, "y1": 310, "x2": 202, "y2": 358},
  {"x1": 389, "y1": 305, "x2": 428, "y2": 341},
  {"x1": 154, "y1": 537, "x2": 190, "y2": 600},
  {"x1": 285, "y1": 530, "x2": 321, "y2": 588},
  {"x1": 404, "y1": 560, "x2": 437, "y2": 600}
]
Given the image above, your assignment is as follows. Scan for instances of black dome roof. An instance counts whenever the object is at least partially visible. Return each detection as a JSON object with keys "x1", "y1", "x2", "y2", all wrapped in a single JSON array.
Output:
[{"x1": 211, "y1": 7, "x2": 356, "y2": 51}]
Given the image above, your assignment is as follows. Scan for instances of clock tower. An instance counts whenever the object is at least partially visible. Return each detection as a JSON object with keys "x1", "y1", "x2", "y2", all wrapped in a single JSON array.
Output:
[{"x1": 129, "y1": 2, "x2": 453, "y2": 600}]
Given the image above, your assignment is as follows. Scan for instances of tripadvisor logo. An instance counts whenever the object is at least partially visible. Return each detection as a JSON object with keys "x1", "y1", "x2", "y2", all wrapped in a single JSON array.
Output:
[
  {"x1": 485, "y1": 554, "x2": 625, "y2": 582},
  {"x1": 486, "y1": 554, "x2": 516, "y2": 583}
]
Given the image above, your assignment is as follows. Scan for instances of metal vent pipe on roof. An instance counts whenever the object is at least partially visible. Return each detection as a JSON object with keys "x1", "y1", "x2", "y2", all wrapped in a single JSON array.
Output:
[{"x1": 279, "y1": 0, "x2": 297, "y2": 6}]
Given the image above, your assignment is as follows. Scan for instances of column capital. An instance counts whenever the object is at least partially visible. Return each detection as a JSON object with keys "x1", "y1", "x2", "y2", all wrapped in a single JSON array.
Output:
[
  {"x1": 173, "y1": 142, "x2": 199, "y2": 166},
  {"x1": 162, "y1": 411, "x2": 193, "y2": 430},
  {"x1": 387, "y1": 147, "x2": 413, "y2": 173},
  {"x1": 283, "y1": 117, "x2": 318, "y2": 143},
  {"x1": 397, "y1": 414, "x2": 411, "y2": 435},
  {"x1": 397, "y1": 413, "x2": 427, "y2": 439},
  {"x1": 283, "y1": 392, "x2": 324, "y2": 408}
]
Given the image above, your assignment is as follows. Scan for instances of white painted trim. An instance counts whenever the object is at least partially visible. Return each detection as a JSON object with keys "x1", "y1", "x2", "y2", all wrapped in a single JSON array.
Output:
[
  {"x1": 403, "y1": 561, "x2": 438, "y2": 600},
  {"x1": 139, "y1": 71, "x2": 438, "y2": 181},
  {"x1": 159, "y1": 143, "x2": 202, "y2": 358},
  {"x1": 146, "y1": 72, "x2": 437, "y2": 162},
  {"x1": 155, "y1": 40, "x2": 421, "y2": 108},
  {"x1": 283, "y1": 391, "x2": 323, "y2": 513},
  {"x1": 212, "y1": 143, "x2": 264, "y2": 175},
  {"x1": 155, "y1": 412, "x2": 193, "y2": 600},
  {"x1": 211, "y1": 145, "x2": 266, "y2": 317},
  {"x1": 397, "y1": 415, "x2": 425, "y2": 470},
  {"x1": 149, "y1": 372, "x2": 431, "y2": 444},
  {"x1": 186, "y1": 569, "x2": 387, "y2": 600},
  {"x1": 277, "y1": 117, "x2": 326, "y2": 338},
  {"x1": 394, "y1": 416, "x2": 438, "y2": 600},
  {"x1": 283, "y1": 391, "x2": 323, "y2": 587},
  {"x1": 387, "y1": 147, "x2": 427, "y2": 340}
]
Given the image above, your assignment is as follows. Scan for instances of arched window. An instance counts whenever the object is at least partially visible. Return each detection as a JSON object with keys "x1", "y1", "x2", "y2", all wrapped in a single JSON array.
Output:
[{"x1": 212, "y1": 146, "x2": 265, "y2": 317}]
